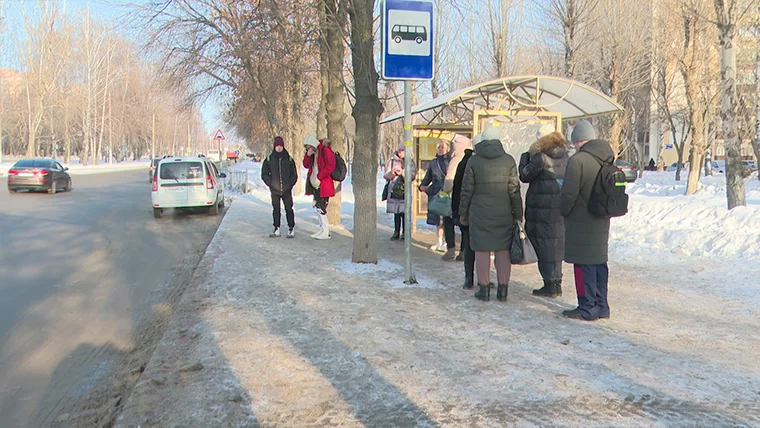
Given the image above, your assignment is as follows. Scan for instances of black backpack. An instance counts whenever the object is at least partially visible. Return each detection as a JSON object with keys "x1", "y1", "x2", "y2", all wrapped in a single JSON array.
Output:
[
  {"x1": 330, "y1": 151, "x2": 348, "y2": 182},
  {"x1": 587, "y1": 154, "x2": 629, "y2": 218}
]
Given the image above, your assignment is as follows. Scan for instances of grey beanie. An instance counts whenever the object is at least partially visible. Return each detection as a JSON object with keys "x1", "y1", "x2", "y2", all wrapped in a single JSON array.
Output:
[{"x1": 571, "y1": 120, "x2": 596, "y2": 144}]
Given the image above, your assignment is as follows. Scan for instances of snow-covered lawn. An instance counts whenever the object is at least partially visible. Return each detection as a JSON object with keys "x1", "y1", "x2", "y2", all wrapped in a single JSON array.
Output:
[{"x1": 0, "y1": 160, "x2": 149, "y2": 177}]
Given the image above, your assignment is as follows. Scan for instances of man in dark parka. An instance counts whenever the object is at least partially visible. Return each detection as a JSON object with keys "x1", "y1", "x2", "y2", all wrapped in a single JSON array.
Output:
[{"x1": 560, "y1": 120, "x2": 613, "y2": 321}]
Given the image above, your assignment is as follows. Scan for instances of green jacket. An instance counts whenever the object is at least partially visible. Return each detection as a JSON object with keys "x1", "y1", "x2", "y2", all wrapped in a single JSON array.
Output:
[
  {"x1": 560, "y1": 139, "x2": 614, "y2": 264},
  {"x1": 459, "y1": 140, "x2": 523, "y2": 252}
]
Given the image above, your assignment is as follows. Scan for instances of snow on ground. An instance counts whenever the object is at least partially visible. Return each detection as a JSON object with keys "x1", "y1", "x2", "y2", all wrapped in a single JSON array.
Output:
[{"x1": 0, "y1": 160, "x2": 149, "y2": 177}]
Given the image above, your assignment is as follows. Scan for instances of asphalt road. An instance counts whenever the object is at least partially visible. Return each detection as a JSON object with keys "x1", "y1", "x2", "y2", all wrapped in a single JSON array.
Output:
[{"x1": 0, "y1": 169, "x2": 225, "y2": 427}]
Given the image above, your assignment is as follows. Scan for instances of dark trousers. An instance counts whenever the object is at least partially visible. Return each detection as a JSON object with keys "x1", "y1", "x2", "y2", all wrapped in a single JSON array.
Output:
[
  {"x1": 573, "y1": 264, "x2": 610, "y2": 320},
  {"x1": 443, "y1": 216, "x2": 456, "y2": 249},
  {"x1": 460, "y1": 225, "x2": 475, "y2": 281},
  {"x1": 538, "y1": 261, "x2": 563, "y2": 282},
  {"x1": 393, "y1": 213, "x2": 405, "y2": 234},
  {"x1": 314, "y1": 195, "x2": 329, "y2": 215},
  {"x1": 272, "y1": 191, "x2": 295, "y2": 229}
]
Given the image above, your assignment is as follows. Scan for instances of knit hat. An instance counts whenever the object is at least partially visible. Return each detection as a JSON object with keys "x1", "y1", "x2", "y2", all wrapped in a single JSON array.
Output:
[
  {"x1": 536, "y1": 124, "x2": 555, "y2": 139},
  {"x1": 451, "y1": 134, "x2": 472, "y2": 153},
  {"x1": 397, "y1": 140, "x2": 406, "y2": 151},
  {"x1": 274, "y1": 136, "x2": 285, "y2": 148},
  {"x1": 481, "y1": 125, "x2": 501, "y2": 142},
  {"x1": 472, "y1": 133, "x2": 483, "y2": 146},
  {"x1": 304, "y1": 135, "x2": 319, "y2": 148},
  {"x1": 571, "y1": 120, "x2": 596, "y2": 144}
]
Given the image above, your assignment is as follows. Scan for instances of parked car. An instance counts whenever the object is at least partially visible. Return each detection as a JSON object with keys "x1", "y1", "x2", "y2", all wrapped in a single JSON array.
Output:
[
  {"x1": 7, "y1": 158, "x2": 72, "y2": 194},
  {"x1": 615, "y1": 159, "x2": 638, "y2": 182},
  {"x1": 743, "y1": 160, "x2": 757, "y2": 173},
  {"x1": 666, "y1": 162, "x2": 687, "y2": 172},
  {"x1": 150, "y1": 156, "x2": 226, "y2": 218},
  {"x1": 226, "y1": 151, "x2": 239, "y2": 162},
  {"x1": 710, "y1": 160, "x2": 726, "y2": 174},
  {"x1": 149, "y1": 157, "x2": 161, "y2": 182}
]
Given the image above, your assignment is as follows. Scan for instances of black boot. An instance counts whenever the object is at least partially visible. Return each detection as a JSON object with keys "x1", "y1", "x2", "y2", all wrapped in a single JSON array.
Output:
[
  {"x1": 497, "y1": 284, "x2": 508, "y2": 301},
  {"x1": 532, "y1": 280, "x2": 560, "y2": 298},
  {"x1": 474, "y1": 283, "x2": 491, "y2": 301},
  {"x1": 462, "y1": 249, "x2": 475, "y2": 289},
  {"x1": 555, "y1": 279, "x2": 562, "y2": 296},
  {"x1": 390, "y1": 230, "x2": 400, "y2": 241}
]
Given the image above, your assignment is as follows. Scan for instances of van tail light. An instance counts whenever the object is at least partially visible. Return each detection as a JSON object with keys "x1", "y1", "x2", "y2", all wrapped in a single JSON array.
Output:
[
  {"x1": 206, "y1": 175, "x2": 214, "y2": 190},
  {"x1": 152, "y1": 176, "x2": 158, "y2": 192}
]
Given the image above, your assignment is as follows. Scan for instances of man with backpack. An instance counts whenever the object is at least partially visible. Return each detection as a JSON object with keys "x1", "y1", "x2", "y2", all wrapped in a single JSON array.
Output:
[
  {"x1": 262, "y1": 136, "x2": 298, "y2": 238},
  {"x1": 560, "y1": 120, "x2": 627, "y2": 321}
]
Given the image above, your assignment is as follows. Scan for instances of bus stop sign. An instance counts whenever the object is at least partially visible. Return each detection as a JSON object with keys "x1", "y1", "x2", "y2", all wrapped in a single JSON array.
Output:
[{"x1": 381, "y1": 0, "x2": 435, "y2": 81}]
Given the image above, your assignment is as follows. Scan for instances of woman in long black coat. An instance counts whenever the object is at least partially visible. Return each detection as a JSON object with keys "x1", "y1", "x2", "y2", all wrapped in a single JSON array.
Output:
[{"x1": 518, "y1": 126, "x2": 569, "y2": 298}]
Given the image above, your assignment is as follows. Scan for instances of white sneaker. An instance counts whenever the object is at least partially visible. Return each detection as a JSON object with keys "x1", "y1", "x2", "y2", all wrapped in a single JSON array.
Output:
[
  {"x1": 287, "y1": 228, "x2": 295, "y2": 239},
  {"x1": 269, "y1": 228, "x2": 281, "y2": 238}
]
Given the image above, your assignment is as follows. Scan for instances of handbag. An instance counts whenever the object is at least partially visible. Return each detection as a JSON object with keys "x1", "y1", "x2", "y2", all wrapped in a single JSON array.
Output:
[
  {"x1": 382, "y1": 181, "x2": 389, "y2": 201},
  {"x1": 510, "y1": 221, "x2": 538, "y2": 265},
  {"x1": 428, "y1": 191, "x2": 452, "y2": 217},
  {"x1": 390, "y1": 176, "x2": 405, "y2": 199}
]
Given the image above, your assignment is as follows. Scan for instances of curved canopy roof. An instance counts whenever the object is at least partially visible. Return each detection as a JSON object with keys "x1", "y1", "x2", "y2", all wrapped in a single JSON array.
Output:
[{"x1": 380, "y1": 75, "x2": 624, "y2": 125}]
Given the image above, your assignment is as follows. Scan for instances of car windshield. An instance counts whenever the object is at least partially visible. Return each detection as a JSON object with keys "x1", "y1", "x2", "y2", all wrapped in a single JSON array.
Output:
[
  {"x1": 160, "y1": 161, "x2": 204, "y2": 180},
  {"x1": 14, "y1": 159, "x2": 52, "y2": 168}
]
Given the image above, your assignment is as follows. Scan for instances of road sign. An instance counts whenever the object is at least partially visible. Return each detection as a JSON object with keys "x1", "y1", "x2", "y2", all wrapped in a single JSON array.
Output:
[
  {"x1": 381, "y1": 0, "x2": 435, "y2": 81},
  {"x1": 213, "y1": 129, "x2": 225, "y2": 140}
]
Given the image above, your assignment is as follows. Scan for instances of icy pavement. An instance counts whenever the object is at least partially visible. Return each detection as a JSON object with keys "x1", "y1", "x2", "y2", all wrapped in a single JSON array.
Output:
[{"x1": 115, "y1": 196, "x2": 760, "y2": 427}]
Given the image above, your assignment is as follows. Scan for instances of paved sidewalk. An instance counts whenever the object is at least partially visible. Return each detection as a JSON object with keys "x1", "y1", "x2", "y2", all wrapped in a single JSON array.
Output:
[{"x1": 115, "y1": 197, "x2": 760, "y2": 427}]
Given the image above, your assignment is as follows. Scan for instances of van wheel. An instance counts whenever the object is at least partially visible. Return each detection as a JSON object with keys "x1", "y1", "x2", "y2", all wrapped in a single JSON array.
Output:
[
  {"x1": 209, "y1": 202, "x2": 220, "y2": 216},
  {"x1": 153, "y1": 208, "x2": 163, "y2": 218}
]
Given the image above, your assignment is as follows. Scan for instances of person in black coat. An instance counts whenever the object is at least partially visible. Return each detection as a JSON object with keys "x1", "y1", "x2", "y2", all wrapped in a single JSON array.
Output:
[
  {"x1": 262, "y1": 136, "x2": 298, "y2": 238},
  {"x1": 452, "y1": 140, "x2": 476, "y2": 289},
  {"x1": 419, "y1": 141, "x2": 452, "y2": 253},
  {"x1": 519, "y1": 125, "x2": 569, "y2": 298}
]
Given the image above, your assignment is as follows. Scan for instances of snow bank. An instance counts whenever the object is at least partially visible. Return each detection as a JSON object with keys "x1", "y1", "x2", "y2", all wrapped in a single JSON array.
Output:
[{"x1": 612, "y1": 172, "x2": 760, "y2": 261}]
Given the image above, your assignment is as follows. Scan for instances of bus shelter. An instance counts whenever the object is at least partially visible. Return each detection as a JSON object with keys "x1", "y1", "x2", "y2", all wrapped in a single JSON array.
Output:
[{"x1": 380, "y1": 75, "x2": 624, "y2": 226}]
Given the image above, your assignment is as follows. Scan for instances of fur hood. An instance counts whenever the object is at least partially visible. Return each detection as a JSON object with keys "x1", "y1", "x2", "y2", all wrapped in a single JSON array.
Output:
[{"x1": 528, "y1": 132, "x2": 568, "y2": 159}]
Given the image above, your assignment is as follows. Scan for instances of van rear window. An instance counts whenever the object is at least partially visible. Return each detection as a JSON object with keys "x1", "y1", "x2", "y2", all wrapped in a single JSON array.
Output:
[{"x1": 160, "y1": 162, "x2": 204, "y2": 180}]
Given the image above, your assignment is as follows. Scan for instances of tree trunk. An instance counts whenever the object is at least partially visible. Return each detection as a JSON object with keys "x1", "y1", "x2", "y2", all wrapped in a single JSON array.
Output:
[
  {"x1": 754, "y1": 26, "x2": 760, "y2": 181},
  {"x1": 683, "y1": 12, "x2": 707, "y2": 195},
  {"x1": 290, "y1": 74, "x2": 305, "y2": 196},
  {"x1": 316, "y1": 2, "x2": 329, "y2": 138},
  {"x1": 715, "y1": 3, "x2": 745, "y2": 208},
  {"x1": 64, "y1": 95, "x2": 71, "y2": 164},
  {"x1": 323, "y1": 0, "x2": 347, "y2": 227},
  {"x1": 348, "y1": 0, "x2": 383, "y2": 264}
]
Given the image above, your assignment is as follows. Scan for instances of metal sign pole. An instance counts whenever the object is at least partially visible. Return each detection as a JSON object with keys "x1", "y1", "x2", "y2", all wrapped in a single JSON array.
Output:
[{"x1": 403, "y1": 80, "x2": 416, "y2": 284}]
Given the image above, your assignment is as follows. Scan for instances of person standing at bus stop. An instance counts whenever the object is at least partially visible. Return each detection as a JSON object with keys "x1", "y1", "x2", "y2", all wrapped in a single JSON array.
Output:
[{"x1": 303, "y1": 136, "x2": 336, "y2": 240}]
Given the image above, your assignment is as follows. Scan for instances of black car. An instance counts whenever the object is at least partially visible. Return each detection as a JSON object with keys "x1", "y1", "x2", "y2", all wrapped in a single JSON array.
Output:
[{"x1": 7, "y1": 159, "x2": 72, "y2": 194}]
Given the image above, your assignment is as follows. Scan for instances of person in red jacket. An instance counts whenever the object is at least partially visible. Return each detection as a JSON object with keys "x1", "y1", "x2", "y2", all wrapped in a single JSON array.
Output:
[{"x1": 303, "y1": 136, "x2": 336, "y2": 240}]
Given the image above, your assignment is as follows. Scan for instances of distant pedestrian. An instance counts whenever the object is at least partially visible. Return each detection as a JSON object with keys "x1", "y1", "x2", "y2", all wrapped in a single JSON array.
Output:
[
  {"x1": 383, "y1": 141, "x2": 416, "y2": 240},
  {"x1": 451, "y1": 133, "x2": 477, "y2": 288},
  {"x1": 560, "y1": 120, "x2": 613, "y2": 320},
  {"x1": 262, "y1": 136, "x2": 298, "y2": 238},
  {"x1": 648, "y1": 158, "x2": 656, "y2": 171},
  {"x1": 519, "y1": 124, "x2": 569, "y2": 298},
  {"x1": 419, "y1": 140, "x2": 454, "y2": 255},
  {"x1": 459, "y1": 126, "x2": 523, "y2": 302},
  {"x1": 303, "y1": 136, "x2": 336, "y2": 240},
  {"x1": 442, "y1": 134, "x2": 472, "y2": 261}
]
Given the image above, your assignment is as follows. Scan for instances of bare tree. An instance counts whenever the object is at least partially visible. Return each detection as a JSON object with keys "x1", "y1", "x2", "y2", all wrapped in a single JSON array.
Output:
[
  {"x1": 347, "y1": 0, "x2": 383, "y2": 263},
  {"x1": 713, "y1": 0, "x2": 754, "y2": 208},
  {"x1": 754, "y1": 10, "x2": 760, "y2": 180},
  {"x1": 537, "y1": 0, "x2": 598, "y2": 78}
]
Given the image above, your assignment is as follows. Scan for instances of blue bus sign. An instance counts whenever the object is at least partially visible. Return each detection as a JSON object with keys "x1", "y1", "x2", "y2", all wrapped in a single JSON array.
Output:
[{"x1": 381, "y1": 0, "x2": 435, "y2": 81}]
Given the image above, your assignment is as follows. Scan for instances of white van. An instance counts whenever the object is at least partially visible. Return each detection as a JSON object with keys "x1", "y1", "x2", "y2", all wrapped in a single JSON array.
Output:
[
  {"x1": 151, "y1": 157, "x2": 226, "y2": 218},
  {"x1": 207, "y1": 149, "x2": 221, "y2": 162}
]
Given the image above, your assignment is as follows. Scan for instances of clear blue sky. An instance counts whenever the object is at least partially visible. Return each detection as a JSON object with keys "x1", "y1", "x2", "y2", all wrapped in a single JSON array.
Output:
[{"x1": 1, "y1": 0, "x2": 223, "y2": 136}]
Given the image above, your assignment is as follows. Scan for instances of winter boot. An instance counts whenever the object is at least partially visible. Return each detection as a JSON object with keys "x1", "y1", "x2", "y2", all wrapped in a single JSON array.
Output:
[
  {"x1": 391, "y1": 230, "x2": 400, "y2": 241},
  {"x1": 314, "y1": 214, "x2": 331, "y2": 240},
  {"x1": 287, "y1": 228, "x2": 295, "y2": 239},
  {"x1": 269, "y1": 227, "x2": 281, "y2": 238},
  {"x1": 474, "y1": 283, "x2": 491, "y2": 302},
  {"x1": 312, "y1": 211, "x2": 325, "y2": 239},
  {"x1": 442, "y1": 248, "x2": 456, "y2": 261},
  {"x1": 497, "y1": 284, "x2": 508, "y2": 301},
  {"x1": 455, "y1": 253, "x2": 464, "y2": 262},
  {"x1": 532, "y1": 280, "x2": 560, "y2": 298},
  {"x1": 462, "y1": 249, "x2": 475, "y2": 289}
]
